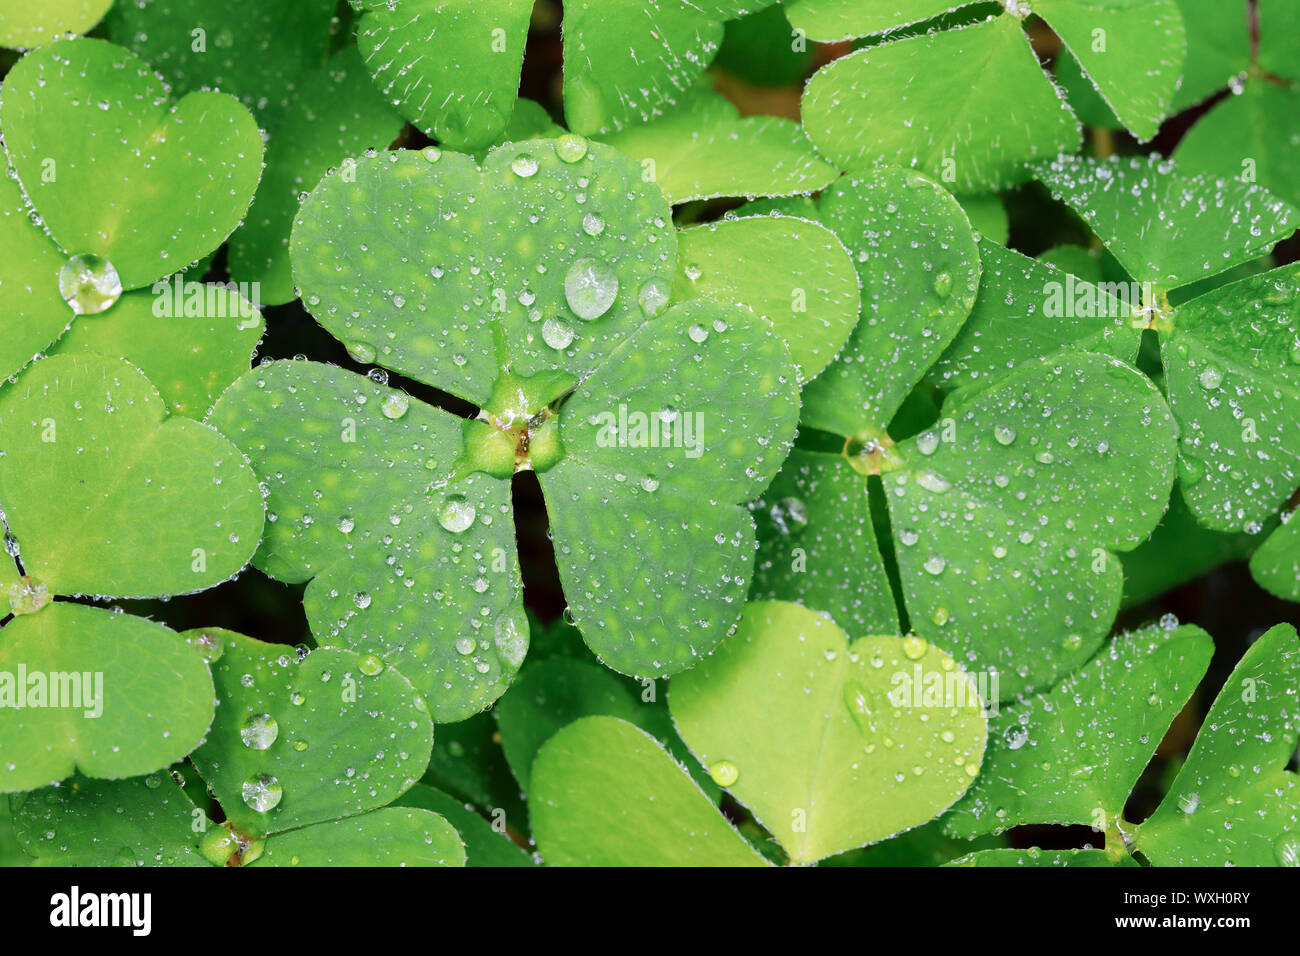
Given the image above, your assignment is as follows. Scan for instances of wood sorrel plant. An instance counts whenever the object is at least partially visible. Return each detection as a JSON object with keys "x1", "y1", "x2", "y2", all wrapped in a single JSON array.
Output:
[{"x1": 0, "y1": 0, "x2": 1296, "y2": 872}]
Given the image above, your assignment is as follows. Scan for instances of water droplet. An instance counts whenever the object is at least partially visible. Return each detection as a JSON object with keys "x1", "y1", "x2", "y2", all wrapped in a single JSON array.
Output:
[
  {"x1": 367, "y1": 368, "x2": 389, "y2": 386},
  {"x1": 916, "y1": 470, "x2": 950, "y2": 494},
  {"x1": 241, "y1": 774, "x2": 283, "y2": 813},
  {"x1": 58, "y1": 254, "x2": 122, "y2": 315},
  {"x1": 1273, "y1": 833, "x2": 1300, "y2": 867},
  {"x1": 346, "y1": 341, "x2": 377, "y2": 363},
  {"x1": 455, "y1": 637, "x2": 476, "y2": 655},
  {"x1": 931, "y1": 606, "x2": 949, "y2": 626},
  {"x1": 1198, "y1": 366, "x2": 1223, "y2": 390},
  {"x1": 768, "y1": 496, "x2": 808, "y2": 535},
  {"x1": 916, "y1": 430, "x2": 940, "y2": 455},
  {"x1": 542, "y1": 316, "x2": 575, "y2": 349},
  {"x1": 421, "y1": 146, "x2": 442, "y2": 163},
  {"x1": 902, "y1": 635, "x2": 929, "y2": 659},
  {"x1": 510, "y1": 154, "x2": 539, "y2": 177},
  {"x1": 637, "y1": 277, "x2": 670, "y2": 316},
  {"x1": 993, "y1": 425, "x2": 1016, "y2": 446},
  {"x1": 186, "y1": 630, "x2": 225, "y2": 662},
  {"x1": 687, "y1": 324, "x2": 709, "y2": 344},
  {"x1": 437, "y1": 494, "x2": 476, "y2": 533},
  {"x1": 555, "y1": 134, "x2": 589, "y2": 163},
  {"x1": 380, "y1": 393, "x2": 409, "y2": 419},
  {"x1": 842, "y1": 682, "x2": 876, "y2": 740},
  {"x1": 240, "y1": 713, "x2": 279, "y2": 751},
  {"x1": 932, "y1": 272, "x2": 953, "y2": 297},
  {"x1": 709, "y1": 760, "x2": 739, "y2": 787},
  {"x1": 581, "y1": 212, "x2": 605, "y2": 236},
  {"x1": 923, "y1": 555, "x2": 946, "y2": 575},
  {"x1": 1177, "y1": 792, "x2": 1199, "y2": 814},
  {"x1": 338, "y1": 516, "x2": 355, "y2": 534},
  {"x1": 358, "y1": 654, "x2": 384, "y2": 676},
  {"x1": 564, "y1": 258, "x2": 619, "y2": 320},
  {"x1": 353, "y1": 591, "x2": 372, "y2": 610}
]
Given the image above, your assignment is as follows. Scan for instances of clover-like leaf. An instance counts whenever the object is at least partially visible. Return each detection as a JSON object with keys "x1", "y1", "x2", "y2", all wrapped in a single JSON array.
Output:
[
  {"x1": 671, "y1": 213, "x2": 859, "y2": 383},
  {"x1": 530, "y1": 715, "x2": 771, "y2": 866},
  {"x1": 1256, "y1": 0, "x2": 1300, "y2": 82},
  {"x1": 1135, "y1": 623, "x2": 1300, "y2": 866},
  {"x1": 252, "y1": 807, "x2": 465, "y2": 867},
  {"x1": 784, "y1": 0, "x2": 966, "y2": 42},
  {"x1": 802, "y1": 14, "x2": 1081, "y2": 193},
  {"x1": 946, "y1": 623, "x2": 1213, "y2": 840},
  {"x1": 0, "y1": 0, "x2": 111, "y2": 48},
  {"x1": 670, "y1": 601, "x2": 987, "y2": 864},
  {"x1": 213, "y1": 138, "x2": 801, "y2": 709},
  {"x1": 187, "y1": 628, "x2": 433, "y2": 835},
  {"x1": 0, "y1": 38, "x2": 264, "y2": 291},
  {"x1": 0, "y1": 606, "x2": 215, "y2": 792},
  {"x1": 1251, "y1": 514, "x2": 1300, "y2": 603},
  {"x1": 0, "y1": 353, "x2": 263, "y2": 598},
  {"x1": 1170, "y1": 0, "x2": 1251, "y2": 111},
  {"x1": 598, "y1": 87, "x2": 836, "y2": 204}
]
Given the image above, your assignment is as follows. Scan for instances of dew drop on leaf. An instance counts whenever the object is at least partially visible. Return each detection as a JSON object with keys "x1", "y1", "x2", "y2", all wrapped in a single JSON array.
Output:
[
  {"x1": 58, "y1": 254, "x2": 122, "y2": 315},
  {"x1": 239, "y1": 713, "x2": 279, "y2": 751},
  {"x1": 437, "y1": 494, "x2": 477, "y2": 533},
  {"x1": 709, "y1": 760, "x2": 740, "y2": 787},
  {"x1": 542, "y1": 316, "x2": 575, "y2": 349},
  {"x1": 241, "y1": 773, "x2": 284, "y2": 812},
  {"x1": 769, "y1": 496, "x2": 808, "y2": 535}
]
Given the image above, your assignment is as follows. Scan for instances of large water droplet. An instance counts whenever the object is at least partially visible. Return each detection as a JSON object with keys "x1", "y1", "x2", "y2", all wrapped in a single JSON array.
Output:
[
  {"x1": 542, "y1": 316, "x2": 575, "y2": 349},
  {"x1": 993, "y1": 425, "x2": 1016, "y2": 446},
  {"x1": 769, "y1": 496, "x2": 808, "y2": 535},
  {"x1": 380, "y1": 392, "x2": 410, "y2": 419},
  {"x1": 241, "y1": 774, "x2": 283, "y2": 812},
  {"x1": 637, "y1": 277, "x2": 670, "y2": 316},
  {"x1": 709, "y1": 760, "x2": 739, "y2": 787},
  {"x1": 59, "y1": 254, "x2": 122, "y2": 315},
  {"x1": 1198, "y1": 366, "x2": 1223, "y2": 390},
  {"x1": 564, "y1": 258, "x2": 619, "y2": 320},
  {"x1": 438, "y1": 494, "x2": 476, "y2": 533},
  {"x1": 555, "y1": 134, "x2": 589, "y2": 163},
  {"x1": 1273, "y1": 833, "x2": 1300, "y2": 867},
  {"x1": 510, "y1": 154, "x2": 539, "y2": 178},
  {"x1": 240, "y1": 713, "x2": 279, "y2": 751}
]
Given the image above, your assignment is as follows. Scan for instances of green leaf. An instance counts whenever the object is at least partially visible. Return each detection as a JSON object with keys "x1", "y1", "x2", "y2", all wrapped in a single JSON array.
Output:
[
  {"x1": 494, "y1": 657, "x2": 644, "y2": 791},
  {"x1": 356, "y1": 0, "x2": 532, "y2": 151},
  {"x1": 538, "y1": 299, "x2": 799, "y2": 677},
  {"x1": 1136, "y1": 624, "x2": 1300, "y2": 866},
  {"x1": 207, "y1": 360, "x2": 527, "y2": 722},
  {"x1": 1257, "y1": 0, "x2": 1300, "y2": 82},
  {"x1": 946, "y1": 623, "x2": 1213, "y2": 837},
  {"x1": 289, "y1": 141, "x2": 675, "y2": 409},
  {"x1": 11, "y1": 774, "x2": 207, "y2": 866},
  {"x1": 0, "y1": 605, "x2": 214, "y2": 792},
  {"x1": 598, "y1": 87, "x2": 837, "y2": 204},
  {"x1": 672, "y1": 214, "x2": 859, "y2": 382},
  {"x1": 421, "y1": 712, "x2": 525, "y2": 820},
  {"x1": 714, "y1": 4, "x2": 814, "y2": 87},
  {"x1": 0, "y1": 38, "x2": 264, "y2": 290},
  {"x1": 785, "y1": 0, "x2": 968, "y2": 42},
  {"x1": 105, "y1": 0, "x2": 337, "y2": 127},
  {"x1": 1161, "y1": 264, "x2": 1300, "y2": 529},
  {"x1": 1034, "y1": 154, "x2": 1297, "y2": 290},
  {"x1": 254, "y1": 808, "x2": 465, "y2": 867},
  {"x1": 0, "y1": 353, "x2": 263, "y2": 598},
  {"x1": 948, "y1": 848, "x2": 1133, "y2": 866},
  {"x1": 797, "y1": 167, "x2": 981, "y2": 439},
  {"x1": 1054, "y1": 48, "x2": 1122, "y2": 131},
  {"x1": 886, "y1": 354, "x2": 1177, "y2": 698},
  {"x1": 188, "y1": 628, "x2": 433, "y2": 835},
  {"x1": 0, "y1": 798, "x2": 29, "y2": 866},
  {"x1": 49, "y1": 285, "x2": 264, "y2": 418},
  {"x1": 957, "y1": 193, "x2": 1008, "y2": 244},
  {"x1": 670, "y1": 601, "x2": 987, "y2": 864},
  {"x1": 397, "y1": 784, "x2": 534, "y2": 866},
  {"x1": 561, "y1": 1, "x2": 778, "y2": 137},
  {"x1": 1033, "y1": 0, "x2": 1185, "y2": 140},
  {"x1": 802, "y1": 15, "x2": 1081, "y2": 192},
  {"x1": 1251, "y1": 514, "x2": 1300, "y2": 603},
  {"x1": 228, "y1": 46, "x2": 406, "y2": 306},
  {"x1": 750, "y1": 447, "x2": 899, "y2": 636},
  {"x1": 1174, "y1": 80, "x2": 1300, "y2": 209},
  {"x1": 931, "y1": 238, "x2": 1141, "y2": 391},
  {"x1": 0, "y1": 174, "x2": 74, "y2": 384},
  {"x1": 1171, "y1": 0, "x2": 1251, "y2": 110},
  {"x1": 530, "y1": 715, "x2": 771, "y2": 866},
  {"x1": 0, "y1": 0, "x2": 111, "y2": 48}
]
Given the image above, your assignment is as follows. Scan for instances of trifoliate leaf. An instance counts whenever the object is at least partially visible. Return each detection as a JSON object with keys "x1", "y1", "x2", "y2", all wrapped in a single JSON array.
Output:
[
  {"x1": 1251, "y1": 514, "x2": 1300, "y2": 603},
  {"x1": 397, "y1": 784, "x2": 534, "y2": 866},
  {"x1": 355, "y1": 0, "x2": 532, "y2": 151},
  {"x1": 105, "y1": 0, "x2": 337, "y2": 128},
  {"x1": 1171, "y1": 0, "x2": 1251, "y2": 111},
  {"x1": 0, "y1": 38, "x2": 264, "y2": 290},
  {"x1": 932, "y1": 238, "x2": 1141, "y2": 391},
  {"x1": 207, "y1": 360, "x2": 525, "y2": 724},
  {"x1": 254, "y1": 808, "x2": 465, "y2": 867},
  {"x1": 797, "y1": 167, "x2": 981, "y2": 440},
  {"x1": 598, "y1": 87, "x2": 836, "y2": 204},
  {"x1": 11, "y1": 774, "x2": 207, "y2": 866},
  {"x1": 946, "y1": 623, "x2": 1213, "y2": 838},
  {"x1": 0, "y1": 0, "x2": 111, "y2": 48},
  {"x1": 802, "y1": 15, "x2": 1081, "y2": 192},
  {"x1": 1161, "y1": 264, "x2": 1300, "y2": 530},
  {"x1": 1033, "y1": 154, "x2": 1297, "y2": 290},
  {"x1": 784, "y1": 0, "x2": 966, "y2": 41},
  {"x1": 1136, "y1": 624, "x2": 1300, "y2": 866},
  {"x1": 671, "y1": 214, "x2": 859, "y2": 383},
  {"x1": 0, "y1": 605, "x2": 214, "y2": 792},
  {"x1": 670, "y1": 601, "x2": 987, "y2": 864},
  {"x1": 1174, "y1": 80, "x2": 1300, "y2": 208},
  {"x1": 188, "y1": 628, "x2": 433, "y2": 835},
  {"x1": 227, "y1": 46, "x2": 406, "y2": 306},
  {"x1": 1032, "y1": 0, "x2": 1185, "y2": 141},
  {"x1": 0, "y1": 353, "x2": 263, "y2": 598},
  {"x1": 530, "y1": 715, "x2": 771, "y2": 866}
]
